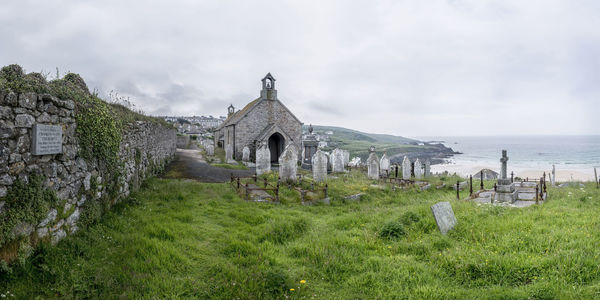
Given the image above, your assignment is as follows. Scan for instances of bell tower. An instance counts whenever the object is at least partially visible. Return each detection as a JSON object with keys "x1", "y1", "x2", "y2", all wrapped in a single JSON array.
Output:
[
  {"x1": 260, "y1": 73, "x2": 277, "y2": 100},
  {"x1": 227, "y1": 104, "x2": 235, "y2": 117}
]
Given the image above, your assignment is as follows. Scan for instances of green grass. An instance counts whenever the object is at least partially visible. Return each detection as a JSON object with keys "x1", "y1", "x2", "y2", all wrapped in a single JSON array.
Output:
[
  {"x1": 211, "y1": 163, "x2": 248, "y2": 170},
  {"x1": 1, "y1": 174, "x2": 600, "y2": 298}
]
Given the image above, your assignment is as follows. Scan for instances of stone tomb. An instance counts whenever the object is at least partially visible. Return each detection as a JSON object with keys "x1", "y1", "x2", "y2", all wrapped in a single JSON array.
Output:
[
  {"x1": 431, "y1": 201, "x2": 457, "y2": 234},
  {"x1": 494, "y1": 150, "x2": 517, "y2": 203},
  {"x1": 32, "y1": 124, "x2": 63, "y2": 155},
  {"x1": 312, "y1": 149, "x2": 328, "y2": 182},
  {"x1": 255, "y1": 142, "x2": 271, "y2": 175},
  {"x1": 278, "y1": 144, "x2": 298, "y2": 181}
]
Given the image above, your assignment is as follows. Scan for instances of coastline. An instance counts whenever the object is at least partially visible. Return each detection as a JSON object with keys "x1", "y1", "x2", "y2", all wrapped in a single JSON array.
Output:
[{"x1": 431, "y1": 162, "x2": 597, "y2": 182}]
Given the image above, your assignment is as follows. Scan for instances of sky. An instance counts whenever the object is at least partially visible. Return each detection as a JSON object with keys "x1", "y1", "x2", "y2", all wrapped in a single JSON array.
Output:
[{"x1": 1, "y1": 0, "x2": 599, "y2": 137}]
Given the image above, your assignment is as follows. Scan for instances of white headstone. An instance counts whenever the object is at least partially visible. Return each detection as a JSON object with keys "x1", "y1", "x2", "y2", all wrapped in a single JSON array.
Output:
[
  {"x1": 379, "y1": 153, "x2": 390, "y2": 176},
  {"x1": 242, "y1": 146, "x2": 250, "y2": 162},
  {"x1": 312, "y1": 150, "x2": 328, "y2": 182},
  {"x1": 551, "y1": 164, "x2": 556, "y2": 185},
  {"x1": 431, "y1": 202, "x2": 457, "y2": 235},
  {"x1": 342, "y1": 150, "x2": 350, "y2": 166},
  {"x1": 424, "y1": 160, "x2": 431, "y2": 178},
  {"x1": 206, "y1": 144, "x2": 214, "y2": 156},
  {"x1": 348, "y1": 157, "x2": 361, "y2": 167},
  {"x1": 331, "y1": 148, "x2": 345, "y2": 173},
  {"x1": 414, "y1": 158, "x2": 423, "y2": 179},
  {"x1": 255, "y1": 142, "x2": 271, "y2": 175},
  {"x1": 402, "y1": 156, "x2": 411, "y2": 180},
  {"x1": 278, "y1": 144, "x2": 298, "y2": 182},
  {"x1": 225, "y1": 144, "x2": 234, "y2": 163},
  {"x1": 367, "y1": 152, "x2": 380, "y2": 180}
]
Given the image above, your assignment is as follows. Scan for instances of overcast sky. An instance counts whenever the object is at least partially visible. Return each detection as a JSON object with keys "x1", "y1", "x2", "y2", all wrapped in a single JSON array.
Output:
[{"x1": 1, "y1": 0, "x2": 598, "y2": 137}]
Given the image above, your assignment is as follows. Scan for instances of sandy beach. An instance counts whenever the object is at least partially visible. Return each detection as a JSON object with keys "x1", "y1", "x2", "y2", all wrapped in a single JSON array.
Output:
[{"x1": 431, "y1": 163, "x2": 598, "y2": 182}]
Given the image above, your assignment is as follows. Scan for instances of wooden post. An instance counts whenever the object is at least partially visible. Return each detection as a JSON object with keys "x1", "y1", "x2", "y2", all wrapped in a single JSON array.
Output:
[
  {"x1": 230, "y1": 174, "x2": 233, "y2": 183},
  {"x1": 535, "y1": 184, "x2": 539, "y2": 204},
  {"x1": 301, "y1": 190, "x2": 305, "y2": 202},
  {"x1": 469, "y1": 175, "x2": 473, "y2": 196},
  {"x1": 254, "y1": 174, "x2": 257, "y2": 183},
  {"x1": 540, "y1": 177, "x2": 544, "y2": 200},
  {"x1": 480, "y1": 170, "x2": 484, "y2": 190},
  {"x1": 237, "y1": 177, "x2": 240, "y2": 190},
  {"x1": 324, "y1": 184, "x2": 328, "y2": 198},
  {"x1": 511, "y1": 171, "x2": 514, "y2": 183},
  {"x1": 245, "y1": 183, "x2": 249, "y2": 200},
  {"x1": 494, "y1": 183, "x2": 497, "y2": 192},
  {"x1": 456, "y1": 181, "x2": 460, "y2": 200},
  {"x1": 264, "y1": 178, "x2": 268, "y2": 188},
  {"x1": 276, "y1": 182, "x2": 280, "y2": 202}
]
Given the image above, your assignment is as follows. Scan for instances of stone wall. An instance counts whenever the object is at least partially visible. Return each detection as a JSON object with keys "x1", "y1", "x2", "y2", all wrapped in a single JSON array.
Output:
[{"x1": 0, "y1": 91, "x2": 176, "y2": 249}]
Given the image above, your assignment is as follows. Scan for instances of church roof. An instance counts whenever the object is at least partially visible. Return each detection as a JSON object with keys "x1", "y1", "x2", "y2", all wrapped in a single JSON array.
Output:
[{"x1": 217, "y1": 97, "x2": 302, "y2": 129}]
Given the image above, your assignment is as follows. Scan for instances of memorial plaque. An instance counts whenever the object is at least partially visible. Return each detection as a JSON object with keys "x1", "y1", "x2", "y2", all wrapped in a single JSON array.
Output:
[
  {"x1": 431, "y1": 201, "x2": 457, "y2": 235},
  {"x1": 32, "y1": 124, "x2": 63, "y2": 155}
]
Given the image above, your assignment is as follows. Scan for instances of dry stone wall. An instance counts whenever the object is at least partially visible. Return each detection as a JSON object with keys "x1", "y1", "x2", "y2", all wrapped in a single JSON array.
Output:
[{"x1": 0, "y1": 91, "x2": 176, "y2": 251}]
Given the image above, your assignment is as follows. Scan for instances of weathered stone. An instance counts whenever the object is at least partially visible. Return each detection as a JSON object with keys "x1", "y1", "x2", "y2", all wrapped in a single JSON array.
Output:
[
  {"x1": 367, "y1": 151, "x2": 379, "y2": 180},
  {"x1": 0, "y1": 174, "x2": 13, "y2": 185},
  {"x1": 402, "y1": 156, "x2": 411, "y2": 180},
  {"x1": 348, "y1": 157, "x2": 361, "y2": 167},
  {"x1": 494, "y1": 150, "x2": 516, "y2": 203},
  {"x1": 51, "y1": 229, "x2": 66, "y2": 245},
  {"x1": 205, "y1": 144, "x2": 214, "y2": 156},
  {"x1": 36, "y1": 112, "x2": 52, "y2": 123},
  {"x1": 255, "y1": 142, "x2": 271, "y2": 176},
  {"x1": 551, "y1": 164, "x2": 556, "y2": 186},
  {"x1": 414, "y1": 158, "x2": 423, "y2": 179},
  {"x1": 39, "y1": 209, "x2": 58, "y2": 227},
  {"x1": 66, "y1": 208, "x2": 80, "y2": 226},
  {"x1": 0, "y1": 120, "x2": 15, "y2": 138},
  {"x1": 16, "y1": 135, "x2": 29, "y2": 153},
  {"x1": 14, "y1": 114, "x2": 35, "y2": 128},
  {"x1": 242, "y1": 146, "x2": 250, "y2": 162},
  {"x1": 278, "y1": 144, "x2": 298, "y2": 182},
  {"x1": 431, "y1": 201, "x2": 457, "y2": 235},
  {"x1": 342, "y1": 150, "x2": 350, "y2": 166},
  {"x1": 11, "y1": 222, "x2": 34, "y2": 237},
  {"x1": 37, "y1": 227, "x2": 49, "y2": 238},
  {"x1": 379, "y1": 153, "x2": 390, "y2": 176},
  {"x1": 0, "y1": 106, "x2": 12, "y2": 119},
  {"x1": 225, "y1": 143, "x2": 234, "y2": 163},
  {"x1": 424, "y1": 160, "x2": 431, "y2": 177},
  {"x1": 84, "y1": 173, "x2": 91, "y2": 191},
  {"x1": 9, "y1": 161, "x2": 25, "y2": 175},
  {"x1": 4, "y1": 92, "x2": 17, "y2": 106},
  {"x1": 18, "y1": 92, "x2": 38, "y2": 109},
  {"x1": 0, "y1": 187, "x2": 6, "y2": 198},
  {"x1": 331, "y1": 148, "x2": 344, "y2": 173},
  {"x1": 9, "y1": 153, "x2": 21, "y2": 163},
  {"x1": 312, "y1": 149, "x2": 328, "y2": 182}
]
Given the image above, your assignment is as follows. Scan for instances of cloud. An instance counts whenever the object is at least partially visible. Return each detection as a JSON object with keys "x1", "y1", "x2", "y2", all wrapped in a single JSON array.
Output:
[{"x1": 1, "y1": 0, "x2": 598, "y2": 136}]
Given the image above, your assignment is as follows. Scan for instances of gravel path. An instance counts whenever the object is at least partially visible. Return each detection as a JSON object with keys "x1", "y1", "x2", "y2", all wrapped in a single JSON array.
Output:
[{"x1": 163, "y1": 149, "x2": 254, "y2": 183}]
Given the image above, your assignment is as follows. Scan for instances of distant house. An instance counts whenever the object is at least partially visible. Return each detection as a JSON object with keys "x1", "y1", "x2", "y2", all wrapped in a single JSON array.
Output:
[{"x1": 213, "y1": 73, "x2": 302, "y2": 162}]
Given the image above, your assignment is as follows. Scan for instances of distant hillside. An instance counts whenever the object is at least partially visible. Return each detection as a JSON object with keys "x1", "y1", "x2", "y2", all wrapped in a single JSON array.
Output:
[{"x1": 305, "y1": 125, "x2": 456, "y2": 164}]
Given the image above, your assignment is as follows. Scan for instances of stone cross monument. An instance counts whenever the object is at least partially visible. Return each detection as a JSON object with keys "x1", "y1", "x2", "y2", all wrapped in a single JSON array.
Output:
[
  {"x1": 500, "y1": 150, "x2": 508, "y2": 181},
  {"x1": 494, "y1": 149, "x2": 517, "y2": 203}
]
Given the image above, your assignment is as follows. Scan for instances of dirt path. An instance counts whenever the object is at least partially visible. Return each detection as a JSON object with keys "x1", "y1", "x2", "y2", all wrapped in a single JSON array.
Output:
[{"x1": 163, "y1": 149, "x2": 254, "y2": 182}]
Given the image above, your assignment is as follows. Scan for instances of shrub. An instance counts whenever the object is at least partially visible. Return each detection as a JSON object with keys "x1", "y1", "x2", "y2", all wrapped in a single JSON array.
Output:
[{"x1": 379, "y1": 220, "x2": 406, "y2": 240}]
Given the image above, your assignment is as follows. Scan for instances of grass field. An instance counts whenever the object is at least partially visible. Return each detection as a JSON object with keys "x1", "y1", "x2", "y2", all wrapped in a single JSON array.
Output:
[{"x1": 1, "y1": 172, "x2": 600, "y2": 299}]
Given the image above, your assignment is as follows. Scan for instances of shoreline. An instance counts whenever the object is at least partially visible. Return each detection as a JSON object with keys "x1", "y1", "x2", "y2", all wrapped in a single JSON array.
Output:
[{"x1": 431, "y1": 163, "x2": 598, "y2": 182}]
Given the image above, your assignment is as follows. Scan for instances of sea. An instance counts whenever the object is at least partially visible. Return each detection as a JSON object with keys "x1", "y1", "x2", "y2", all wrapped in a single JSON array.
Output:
[{"x1": 416, "y1": 135, "x2": 600, "y2": 180}]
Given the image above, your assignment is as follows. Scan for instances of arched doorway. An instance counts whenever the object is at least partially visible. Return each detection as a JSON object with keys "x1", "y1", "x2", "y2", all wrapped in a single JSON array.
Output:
[{"x1": 268, "y1": 132, "x2": 285, "y2": 163}]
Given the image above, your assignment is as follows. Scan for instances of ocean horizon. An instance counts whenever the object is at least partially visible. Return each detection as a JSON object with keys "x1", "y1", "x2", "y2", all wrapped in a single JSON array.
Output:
[{"x1": 415, "y1": 135, "x2": 600, "y2": 181}]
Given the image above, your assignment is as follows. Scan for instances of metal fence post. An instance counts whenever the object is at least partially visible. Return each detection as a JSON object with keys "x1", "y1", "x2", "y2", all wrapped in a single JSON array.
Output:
[
  {"x1": 456, "y1": 181, "x2": 460, "y2": 200},
  {"x1": 469, "y1": 175, "x2": 473, "y2": 196},
  {"x1": 480, "y1": 171, "x2": 484, "y2": 190}
]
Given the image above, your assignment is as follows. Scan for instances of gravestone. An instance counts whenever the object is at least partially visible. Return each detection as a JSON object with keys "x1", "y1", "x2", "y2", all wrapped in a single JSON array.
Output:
[
  {"x1": 205, "y1": 144, "x2": 214, "y2": 156},
  {"x1": 331, "y1": 148, "x2": 345, "y2": 173},
  {"x1": 379, "y1": 153, "x2": 390, "y2": 176},
  {"x1": 348, "y1": 157, "x2": 361, "y2": 167},
  {"x1": 242, "y1": 146, "x2": 250, "y2": 162},
  {"x1": 424, "y1": 160, "x2": 431, "y2": 177},
  {"x1": 494, "y1": 150, "x2": 517, "y2": 203},
  {"x1": 255, "y1": 142, "x2": 271, "y2": 175},
  {"x1": 431, "y1": 202, "x2": 457, "y2": 235},
  {"x1": 32, "y1": 124, "x2": 63, "y2": 155},
  {"x1": 225, "y1": 144, "x2": 234, "y2": 163},
  {"x1": 414, "y1": 158, "x2": 423, "y2": 179},
  {"x1": 551, "y1": 164, "x2": 556, "y2": 186},
  {"x1": 402, "y1": 156, "x2": 411, "y2": 180},
  {"x1": 279, "y1": 144, "x2": 298, "y2": 182},
  {"x1": 312, "y1": 149, "x2": 328, "y2": 182},
  {"x1": 366, "y1": 147, "x2": 379, "y2": 180},
  {"x1": 342, "y1": 150, "x2": 350, "y2": 166}
]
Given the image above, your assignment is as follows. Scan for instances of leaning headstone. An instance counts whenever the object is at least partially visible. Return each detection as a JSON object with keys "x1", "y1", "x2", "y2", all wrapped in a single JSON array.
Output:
[
  {"x1": 255, "y1": 142, "x2": 271, "y2": 175},
  {"x1": 431, "y1": 202, "x2": 457, "y2": 235},
  {"x1": 242, "y1": 146, "x2": 250, "y2": 162},
  {"x1": 366, "y1": 147, "x2": 379, "y2": 180},
  {"x1": 279, "y1": 144, "x2": 298, "y2": 182},
  {"x1": 379, "y1": 153, "x2": 390, "y2": 176},
  {"x1": 424, "y1": 160, "x2": 431, "y2": 177},
  {"x1": 402, "y1": 156, "x2": 411, "y2": 180},
  {"x1": 205, "y1": 144, "x2": 214, "y2": 156},
  {"x1": 414, "y1": 158, "x2": 423, "y2": 179},
  {"x1": 312, "y1": 150, "x2": 328, "y2": 182},
  {"x1": 331, "y1": 148, "x2": 345, "y2": 173},
  {"x1": 342, "y1": 150, "x2": 350, "y2": 166},
  {"x1": 225, "y1": 144, "x2": 235, "y2": 163}
]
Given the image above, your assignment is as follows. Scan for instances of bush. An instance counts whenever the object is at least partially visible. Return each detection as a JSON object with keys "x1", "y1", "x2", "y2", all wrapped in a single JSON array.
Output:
[{"x1": 379, "y1": 220, "x2": 406, "y2": 240}]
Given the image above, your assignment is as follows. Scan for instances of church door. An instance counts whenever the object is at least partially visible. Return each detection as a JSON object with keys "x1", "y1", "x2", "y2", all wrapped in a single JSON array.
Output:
[{"x1": 268, "y1": 133, "x2": 285, "y2": 163}]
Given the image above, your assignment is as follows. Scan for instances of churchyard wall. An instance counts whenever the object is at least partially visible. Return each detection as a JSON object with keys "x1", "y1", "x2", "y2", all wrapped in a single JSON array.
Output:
[{"x1": 0, "y1": 67, "x2": 176, "y2": 262}]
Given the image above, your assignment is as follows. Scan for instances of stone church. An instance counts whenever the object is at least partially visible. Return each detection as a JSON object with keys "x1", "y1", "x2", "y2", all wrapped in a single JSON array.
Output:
[{"x1": 214, "y1": 73, "x2": 302, "y2": 163}]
